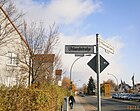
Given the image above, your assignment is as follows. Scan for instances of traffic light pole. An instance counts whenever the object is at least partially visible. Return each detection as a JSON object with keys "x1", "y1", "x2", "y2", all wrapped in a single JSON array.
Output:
[
  {"x1": 96, "y1": 34, "x2": 101, "y2": 111},
  {"x1": 69, "y1": 56, "x2": 83, "y2": 94}
]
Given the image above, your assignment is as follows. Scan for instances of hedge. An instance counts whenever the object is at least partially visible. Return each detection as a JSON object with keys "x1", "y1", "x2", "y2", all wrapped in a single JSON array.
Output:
[{"x1": 0, "y1": 84, "x2": 68, "y2": 111}]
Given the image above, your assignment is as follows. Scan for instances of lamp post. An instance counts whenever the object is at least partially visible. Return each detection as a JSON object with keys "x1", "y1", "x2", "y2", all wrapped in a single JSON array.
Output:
[
  {"x1": 69, "y1": 55, "x2": 90, "y2": 93},
  {"x1": 107, "y1": 73, "x2": 118, "y2": 90}
]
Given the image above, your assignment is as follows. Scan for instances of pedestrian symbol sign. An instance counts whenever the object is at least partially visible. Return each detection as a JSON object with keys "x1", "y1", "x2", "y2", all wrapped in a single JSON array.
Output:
[{"x1": 87, "y1": 54, "x2": 109, "y2": 73}]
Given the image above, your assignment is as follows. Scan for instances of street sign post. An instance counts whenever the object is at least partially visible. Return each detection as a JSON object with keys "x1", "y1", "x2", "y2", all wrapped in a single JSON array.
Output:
[
  {"x1": 96, "y1": 34, "x2": 101, "y2": 111},
  {"x1": 65, "y1": 45, "x2": 94, "y2": 54},
  {"x1": 65, "y1": 34, "x2": 114, "y2": 111},
  {"x1": 87, "y1": 34, "x2": 113, "y2": 111}
]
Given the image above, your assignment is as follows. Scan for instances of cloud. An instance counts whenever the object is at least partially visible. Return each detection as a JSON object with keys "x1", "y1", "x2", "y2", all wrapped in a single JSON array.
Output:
[
  {"x1": 46, "y1": 0, "x2": 102, "y2": 24},
  {"x1": 14, "y1": 0, "x2": 102, "y2": 25}
]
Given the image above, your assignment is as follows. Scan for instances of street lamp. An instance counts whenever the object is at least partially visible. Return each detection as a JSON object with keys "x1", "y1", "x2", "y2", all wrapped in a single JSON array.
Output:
[
  {"x1": 107, "y1": 73, "x2": 118, "y2": 90},
  {"x1": 69, "y1": 55, "x2": 90, "y2": 92}
]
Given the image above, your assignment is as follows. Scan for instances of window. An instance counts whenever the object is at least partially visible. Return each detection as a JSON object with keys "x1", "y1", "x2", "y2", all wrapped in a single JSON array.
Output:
[{"x1": 7, "y1": 51, "x2": 18, "y2": 66}]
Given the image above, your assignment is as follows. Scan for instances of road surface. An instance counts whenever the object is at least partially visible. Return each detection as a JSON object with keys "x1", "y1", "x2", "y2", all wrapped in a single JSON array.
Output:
[{"x1": 76, "y1": 95, "x2": 140, "y2": 111}]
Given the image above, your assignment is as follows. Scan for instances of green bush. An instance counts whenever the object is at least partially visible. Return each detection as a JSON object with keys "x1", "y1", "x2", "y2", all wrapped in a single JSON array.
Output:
[{"x1": 0, "y1": 84, "x2": 68, "y2": 111}]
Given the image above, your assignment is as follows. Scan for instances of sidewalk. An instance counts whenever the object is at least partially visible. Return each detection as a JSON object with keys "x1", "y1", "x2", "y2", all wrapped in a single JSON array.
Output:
[{"x1": 68, "y1": 96, "x2": 85, "y2": 111}]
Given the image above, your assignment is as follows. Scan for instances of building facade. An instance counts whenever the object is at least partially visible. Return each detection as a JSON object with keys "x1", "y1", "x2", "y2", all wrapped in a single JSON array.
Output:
[
  {"x1": 0, "y1": 7, "x2": 30, "y2": 86},
  {"x1": 0, "y1": 7, "x2": 55, "y2": 86}
]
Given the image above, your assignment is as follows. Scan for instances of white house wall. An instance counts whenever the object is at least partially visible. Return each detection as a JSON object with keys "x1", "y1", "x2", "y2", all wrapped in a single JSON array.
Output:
[{"x1": 0, "y1": 9, "x2": 29, "y2": 86}]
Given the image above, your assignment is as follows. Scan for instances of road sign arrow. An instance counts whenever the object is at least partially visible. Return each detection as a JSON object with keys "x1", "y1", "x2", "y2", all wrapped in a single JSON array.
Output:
[{"x1": 87, "y1": 54, "x2": 109, "y2": 73}]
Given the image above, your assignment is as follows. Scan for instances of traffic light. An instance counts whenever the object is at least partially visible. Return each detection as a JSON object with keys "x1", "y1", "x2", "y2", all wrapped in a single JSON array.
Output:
[
  {"x1": 69, "y1": 85, "x2": 72, "y2": 90},
  {"x1": 69, "y1": 81, "x2": 73, "y2": 90}
]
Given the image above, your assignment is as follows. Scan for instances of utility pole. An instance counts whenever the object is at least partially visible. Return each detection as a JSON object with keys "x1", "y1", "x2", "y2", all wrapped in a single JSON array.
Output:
[{"x1": 96, "y1": 34, "x2": 101, "y2": 111}]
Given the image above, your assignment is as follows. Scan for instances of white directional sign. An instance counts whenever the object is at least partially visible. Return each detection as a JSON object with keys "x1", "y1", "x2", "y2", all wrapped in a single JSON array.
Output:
[
  {"x1": 65, "y1": 45, "x2": 94, "y2": 54},
  {"x1": 99, "y1": 38, "x2": 114, "y2": 54}
]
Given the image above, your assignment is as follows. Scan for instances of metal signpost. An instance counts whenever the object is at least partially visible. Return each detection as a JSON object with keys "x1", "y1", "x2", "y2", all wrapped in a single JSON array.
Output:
[
  {"x1": 96, "y1": 34, "x2": 101, "y2": 111},
  {"x1": 65, "y1": 34, "x2": 114, "y2": 111},
  {"x1": 87, "y1": 34, "x2": 114, "y2": 111}
]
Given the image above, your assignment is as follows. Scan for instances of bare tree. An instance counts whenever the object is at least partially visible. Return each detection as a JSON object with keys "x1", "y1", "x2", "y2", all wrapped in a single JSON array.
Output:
[
  {"x1": 44, "y1": 24, "x2": 62, "y2": 71},
  {"x1": 0, "y1": 0, "x2": 62, "y2": 86},
  {"x1": 20, "y1": 21, "x2": 61, "y2": 86},
  {"x1": 0, "y1": 0, "x2": 24, "y2": 47}
]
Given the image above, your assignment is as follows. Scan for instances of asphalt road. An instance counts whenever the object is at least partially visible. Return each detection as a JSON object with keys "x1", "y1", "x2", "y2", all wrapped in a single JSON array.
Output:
[{"x1": 77, "y1": 96, "x2": 140, "y2": 111}]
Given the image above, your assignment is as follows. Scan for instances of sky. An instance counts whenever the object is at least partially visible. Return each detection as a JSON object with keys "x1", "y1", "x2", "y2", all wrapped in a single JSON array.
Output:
[{"x1": 14, "y1": 0, "x2": 140, "y2": 87}]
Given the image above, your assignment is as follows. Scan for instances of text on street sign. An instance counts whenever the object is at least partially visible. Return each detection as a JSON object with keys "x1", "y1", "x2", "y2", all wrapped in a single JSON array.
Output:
[
  {"x1": 65, "y1": 45, "x2": 94, "y2": 54},
  {"x1": 99, "y1": 38, "x2": 114, "y2": 54}
]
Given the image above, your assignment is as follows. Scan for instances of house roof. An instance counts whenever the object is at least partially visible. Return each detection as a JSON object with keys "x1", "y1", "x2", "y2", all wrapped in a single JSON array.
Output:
[{"x1": 0, "y1": 6, "x2": 30, "y2": 49}]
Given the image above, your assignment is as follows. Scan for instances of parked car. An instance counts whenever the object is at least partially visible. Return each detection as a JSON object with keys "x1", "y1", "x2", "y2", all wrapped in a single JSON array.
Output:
[
  {"x1": 118, "y1": 93, "x2": 124, "y2": 99},
  {"x1": 80, "y1": 94, "x2": 85, "y2": 97},
  {"x1": 112, "y1": 93, "x2": 140, "y2": 101},
  {"x1": 78, "y1": 93, "x2": 85, "y2": 97},
  {"x1": 112, "y1": 93, "x2": 119, "y2": 99},
  {"x1": 112, "y1": 93, "x2": 131, "y2": 100},
  {"x1": 121, "y1": 93, "x2": 130, "y2": 100},
  {"x1": 127, "y1": 93, "x2": 135, "y2": 100},
  {"x1": 130, "y1": 94, "x2": 140, "y2": 101}
]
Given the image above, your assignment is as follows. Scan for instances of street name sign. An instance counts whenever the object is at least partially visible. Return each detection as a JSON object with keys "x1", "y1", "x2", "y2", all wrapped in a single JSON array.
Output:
[
  {"x1": 99, "y1": 38, "x2": 114, "y2": 54},
  {"x1": 65, "y1": 45, "x2": 94, "y2": 54},
  {"x1": 87, "y1": 54, "x2": 109, "y2": 73}
]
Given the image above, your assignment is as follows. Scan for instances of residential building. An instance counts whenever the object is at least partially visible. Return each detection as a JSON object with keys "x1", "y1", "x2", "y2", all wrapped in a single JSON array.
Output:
[
  {"x1": 33, "y1": 54, "x2": 55, "y2": 84},
  {"x1": 0, "y1": 7, "x2": 55, "y2": 86},
  {"x1": 0, "y1": 7, "x2": 30, "y2": 86}
]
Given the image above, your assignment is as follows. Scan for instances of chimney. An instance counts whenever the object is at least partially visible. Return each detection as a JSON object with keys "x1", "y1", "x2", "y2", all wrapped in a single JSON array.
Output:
[{"x1": 55, "y1": 69, "x2": 62, "y2": 86}]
